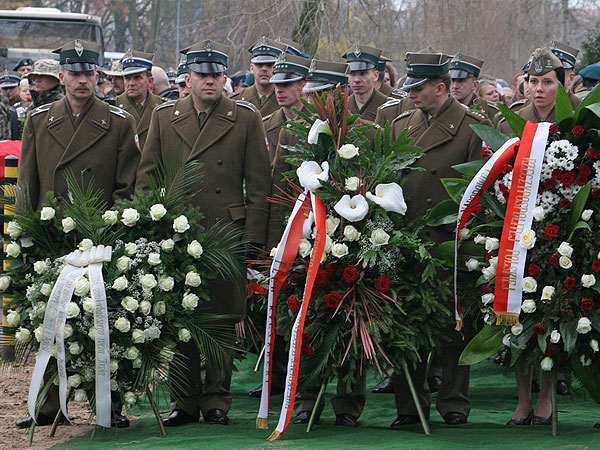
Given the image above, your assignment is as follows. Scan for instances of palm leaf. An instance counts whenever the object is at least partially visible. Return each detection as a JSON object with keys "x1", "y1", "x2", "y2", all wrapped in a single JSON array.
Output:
[
  {"x1": 184, "y1": 314, "x2": 243, "y2": 370},
  {"x1": 198, "y1": 222, "x2": 246, "y2": 290},
  {"x1": 147, "y1": 157, "x2": 204, "y2": 209}
]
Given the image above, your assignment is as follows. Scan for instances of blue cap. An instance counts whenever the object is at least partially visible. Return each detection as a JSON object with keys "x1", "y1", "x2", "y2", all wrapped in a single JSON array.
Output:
[
  {"x1": 0, "y1": 71, "x2": 21, "y2": 89},
  {"x1": 121, "y1": 49, "x2": 154, "y2": 75},
  {"x1": 579, "y1": 63, "x2": 600, "y2": 81}
]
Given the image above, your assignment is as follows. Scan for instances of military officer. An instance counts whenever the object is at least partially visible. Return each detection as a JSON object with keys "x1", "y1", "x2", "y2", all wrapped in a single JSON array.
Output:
[
  {"x1": 389, "y1": 50, "x2": 489, "y2": 427},
  {"x1": 549, "y1": 40, "x2": 579, "y2": 92},
  {"x1": 26, "y1": 59, "x2": 64, "y2": 109},
  {"x1": 13, "y1": 57, "x2": 34, "y2": 77},
  {"x1": 104, "y1": 60, "x2": 125, "y2": 97},
  {"x1": 152, "y1": 66, "x2": 179, "y2": 101},
  {"x1": 344, "y1": 44, "x2": 389, "y2": 121},
  {"x1": 16, "y1": 40, "x2": 140, "y2": 429},
  {"x1": 577, "y1": 63, "x2": 600, "y2": 99},
  {"x1": 229, "y1": 37, "x2": 287, "y2": 117},
  {"x1": 0, "y1": 72, "x2": 20, "y2": 138},
  {"x1": 115, "y1": 50, "x2": 164, "y2": 151},
  {"x1": 0, "y1": 71, "x2": 22, "y2": 106},
  {"x1": 136, "y1": 39, "x2": 271, "y2": 427},
  {"x1": 174, "y1": 55, "x2": 191, "y2": 98}
]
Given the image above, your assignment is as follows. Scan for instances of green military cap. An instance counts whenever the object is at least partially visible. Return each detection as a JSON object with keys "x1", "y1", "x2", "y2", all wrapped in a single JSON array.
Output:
[
  {"x1": 182, "y1": 40, "x2": 230, "y2": 74},
  {"x1": 303, "y1": 59, "x2": 349, "y2": 93},
  {"x1": 528, "y1": 46, "x2": 562, "y2": 76},
  {"x1": 175, "y1": 54, "x2": 187, "y2": 84},
  {"x1": 377, "y1": 55, "x2": 391, "y2": 72},
  {"x1": 248, "y1": 37, "x2": 287, "y2": 64},
  {"x1": 12, "y1": 58, "x2": 34, "y2": 71},
  {"x1": 449, "y1": 53, "x2": 484, "y2": 79},
  {"x1": 53, "y1": 39, "x2": 101, "y2": 72},
  {"x1": 402, "y1": 50, "x2": 451, "y2": 90},
  {"x1": 343, "y1": 44, "x2": 383, "y2": 71},
  {"x1": 0, "y1": 71, "x2": 20, "y2": 88},
  {"x1": 275, "y1": 37, "x2": 305, "y2": 56},
  {"x1": 579, "y1": 62, "x2": 600, "y2": 81},
  {"x1": 270, "y1": 53, "x2": 311, "y2": 84},
  {"x1": 121, "y1": 49, "x2": 154, "y2": 75},
  {"x1": 102, "y1": 60, "x2": 124, "y2": 78},
  {"x1": 549, "y1": 40, "x2": 579, "y2": 69}
]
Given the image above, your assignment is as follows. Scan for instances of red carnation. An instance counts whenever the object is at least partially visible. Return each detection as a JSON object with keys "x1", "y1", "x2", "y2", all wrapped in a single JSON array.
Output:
[
  {"x1": 287, "y1": 295, "x2": 301, "y2": 313},
  {"x1": 533, "y1": 323, "x2": 546, "y2": 335},
  {"x1": 564, "y1": 277, "x2": 577, "y2": 290},
  {"x1": 593, "y1": 188, "x2": 600, "y2": 199},
  {"x1": 375, "y1": 276, "x2": 391, "y2": 292},
  {"x1": 543, "y1": 224, "x2": 560, "y2": 239},
  {"x1": 549, "y1": 254, "x2": 560, "y2": 266},
  {"x1": 528, "y1": 263, "x2": 541, "y2": 277},
  {"x1": 593, "y1": 260, "x2": 600, "y2": 272},
  {"x1": 585, "y1": 149, "x2": 598, "y2": 160},
  {"x1": 343, "y1": 265, "x2": 360, "y2": 283},
  {"x1": 561, "y1": 172, "x2": 576, "y2": 188},
  {"x1": 549, "y1": 124, "x2": 559, "y2": 134},
  {"x1": 502, "y1": 163, "x2": 513, "y2": 174},
  {"x1": 323, "y1": 291, "x2": 342, "y2": 309},
  {"x1": 580, "y1": 165, "x2": 592, "y2": 177},
  {"x1": 315, "y1": 270, "x2": 330, "y2": 287},
  {"x1": 324, "y1": 264, "x2": 336, "y2": 273},
  {"x1": 552, "y1": 168, "x2": 563, "y2": 179},
  {"x1": 558, "y1": 198, "x2": 572, "y2": 209},
  {"x1": 581, "y1": 298, "x2": 595, "y2": 310},
  {"x1": 482, "y1": 284, "x2": 492, "y2": 294},
  {"x1": 576, "y1": 174, "x2": 589, "y2": 186},
  {"x1": 543, "y1": 178, "x2": 557, "y2": 189},
  {"x1": 571, "y1": 125, "x2": 585, "y2": 136}
]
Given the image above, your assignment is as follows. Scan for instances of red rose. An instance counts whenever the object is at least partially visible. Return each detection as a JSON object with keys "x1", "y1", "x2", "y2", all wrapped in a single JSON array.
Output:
[
  {"x1": 323, "y1": 291, "x2": 342, "y2": 309},
  {"x1": 581, "y1": 298, "x2": 595, "y2": 310},
  {"x1": 572, "y1": 125, "x2": 585, "y2": 136},
  {"x1": 528, "y1": 263, "x2": 541, "y2": 277},
  {"x1": 549, "y1": 254, "x2": 560, "y2": 266},
  {"x1": 552, "y1": 168, "x2": 563, "y2": 179},
  {"x1": 481, "y1": 147, "x2": 493, "y2": 157},
  {"x1": 576, "y1": 174, "x2": 589, "y2": 186},
  {"x1": 533, "y1": 323, "x2": 546, "y2": 335},
  {"x1": 502, "y1": 163, "x2": 513, "y2": 174},
  {"x1": 543, "y1": 178, "x2": 557, "y2": 189},
  {"x1": 375, "y1": 276, "x2": 391, "y2": 292},
  {"x1": 543, "y1": 224, "x2": 560, "y2": 239},
  {"x1": 343, "y1": 265, "x2": 360, "y2": 283},
  {"x1": 564, "y1": 277, "x2": 577, "y2": 290},
  {"x1": 593, "y1": 260, "x2": 600, "y2": 272},
  {"x1": 558, "y1": 198, "x2": 572, "y2": 209},
  {"x1": 324, "y1": 264, "x2": 336, "y2": 273},
  {"x1": 549, "y1": 124, "x2": 559, "y2": 134},
  {"x1": 482, "y1": 284, "x2": 492, "y2": 294},
  {"x1": 580, "y1": 165, "x2": 592, "y2": 177},
  {"x1": 593, "y1": 188, "x2": 600, "y2": 199},
  {"x1": 287, "y1": 295, "x2": 300, "y2": 313},
  {"x1": 560, "y1": 172, "x2": 576, "y2": 188},
  {"x1": 315, "y1": 270, "x2": 330, "y2": 287},
  {"x1": 545, "y1": 343, "x2": 556, "y2": 356},
  {"x1": 585, "y1": 149, "x2": 598, "y2": 160}
]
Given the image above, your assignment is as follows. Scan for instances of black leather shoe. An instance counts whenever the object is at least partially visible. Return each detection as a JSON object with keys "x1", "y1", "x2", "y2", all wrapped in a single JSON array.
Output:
[
  {"x1": 372, "y1": 377, "x2": 394, "y2": 394},
  {"x1": 507, "y1": 410, "x2": 533, "y2": 426},
  {"x1": 390, "y1": 414, "x2": 420, "y2": 426},
  {"x1": 556, "y1": 380, "x2": 569, "y2": 396},
  {"x1": 428, "y1": 375, "x2": 442, "y2": 393},
  {"x1": 335, "y1": 414, "x2": 358, "y2": 427},
  {"x1": 15, "y1": 413, "x2": 56, "y2": 429},
  {"x1": 444, "y1": 412, "x2": 467, "y2": 425},
  {"x1": 292, "y1": 410, "x2": 316, "y2": 424},
  {"x1": 247, "y1": 383, "x2": 284, "y2": 398},
  {"x1": 204, "y1": 408, "x2": 229, "y2": 425},
  {"x1": 162, "y1": 409, "x2": 197, "y2": 427},
  {"x1": 111, "y1": 413, "x2": 130, "y2": 428},
  {"x1": 533, "y1": 414, "x2": 551, "y2": 425}
]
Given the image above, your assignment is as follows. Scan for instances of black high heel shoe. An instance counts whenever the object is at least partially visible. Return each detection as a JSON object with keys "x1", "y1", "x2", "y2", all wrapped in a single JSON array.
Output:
[
  {"x1": 533, "y1": 414, "x2": 551, "y2": 425},
  {"x1": 506, "y1": 410, "x2": 533, "y2": 426}
]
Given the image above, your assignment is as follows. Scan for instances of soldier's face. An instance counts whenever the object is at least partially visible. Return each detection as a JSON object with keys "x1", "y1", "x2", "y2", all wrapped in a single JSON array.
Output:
[
  {"x1": 124, "y1": 72, "x2": 152, "y2": 102},
  {"x1": 59, "y1": 69, "x2": 98, "y2": 100},
  {"x1": 28, "y1": 74, "x2": 59, "y2": 92},
  {"x1": 450, "y1": 77, "x2": 478, "y2": 104},
  {"x1": 275, "y1": 81, "x2": 305, "y2": 107},
  {"x1": 1, "y1": 86, "x2": 20, "y2": 103},
  {"x1": 408, "y1": 81, "x2": 444, "y2": 115},
  {"x1": 178, "y1": 82, "x2": 190, "y2": 98},
  {"x1": 187, "y1": 71, "x2": 225, "y2": 104},
  {"x1": 529, "y1": 71, "x2": 559, "y2": 110},
  {"x1": 250, "y1": 63, "x2": 274, "y2": 86},
  {"x1": 111, "y1": 76, "x2": 125, "y2": 95},
  {"x1": 17, "y1": 66, "x2": 32, "y2": 77},
  {"x1": 349, "y1": 69, "x2": 378, "y2": 96}
]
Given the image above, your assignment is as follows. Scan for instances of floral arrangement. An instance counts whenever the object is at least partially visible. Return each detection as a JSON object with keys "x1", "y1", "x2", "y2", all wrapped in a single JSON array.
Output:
[{"x1": 3, "y1": 163, "x2": 245, "y2": 417}]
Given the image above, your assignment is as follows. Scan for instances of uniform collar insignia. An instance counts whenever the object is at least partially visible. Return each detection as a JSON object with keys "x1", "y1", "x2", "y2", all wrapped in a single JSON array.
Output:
[
  {"x1": 174, "y1": 110, "x2": 180, "y2": 116},
  {"x1": 75, "y1": 40, "x2": 84, "y2": 57}
]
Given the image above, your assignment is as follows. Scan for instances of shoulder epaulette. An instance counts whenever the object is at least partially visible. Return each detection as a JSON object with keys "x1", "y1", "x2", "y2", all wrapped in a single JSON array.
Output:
[
  {"x1": 510, "y1": 99, "x2": 526, "y2": 109},
  {"x1": 156, "y1": 100, "x2": 176, "y2": 111},
  {"x1": 30, "y1": 105, "x2": 51, "y2": 117},
  {"x1": 391, "y1": 88, "x2": 408, "y2": 98},
  {"x1": 236, "y1": 99, "x2": 258, "y2": 112},
  {"x1": 395, "y1": 109, "x2": 414, "y2": 121},
  {"x1": 486, "y1": 101, "x2": 499, "y2": 111},
  {"x1": 381, "y1": 98, "x2": 400, "y2": 109},
  {"x1": 465, "y1": 108, "x2": 488, "y2": 121},
  {"x1": 262, "y1": 112, "x2": 274, "y2": 122},
  {"x1": 109, "y1": 105, "x2": 129, "y2": 118}
]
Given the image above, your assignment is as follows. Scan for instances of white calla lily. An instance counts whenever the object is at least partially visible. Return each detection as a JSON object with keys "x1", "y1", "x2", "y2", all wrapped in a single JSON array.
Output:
[
  {"x1": 366, "y1": 183, "x2": 407, "y2": 215},
  {"x1": 302, "y1": 211, "x2": 314, "y2": 239},
  {"x1": 297, "y1": 161, "x2": 329, "y2": 192},
  {"x1": 307, "y1": 119, "x2": 332, "y2": 144},
  {"x1": 333, "y1": 194, "x2": 369, "y2": 222}
]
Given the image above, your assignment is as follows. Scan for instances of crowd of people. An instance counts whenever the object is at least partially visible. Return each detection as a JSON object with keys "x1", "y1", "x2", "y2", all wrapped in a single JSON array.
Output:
[{"x1": 2, "y1": 34, "x2": 600, "y2": 433}]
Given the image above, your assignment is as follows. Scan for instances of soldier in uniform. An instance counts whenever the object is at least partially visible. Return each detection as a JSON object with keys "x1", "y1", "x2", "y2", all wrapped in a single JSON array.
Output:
[
  {"x1": 166, "y1": 69, "x2": 177, "y2": 86},
  {"x1": 0, "y1": 71, "x2": 22, "y2": 106},
  {"x1": 136, "y1": 39, "x2": 271, "y2": 427},
  {"x1": 376, "y1": 55, "x2": 394, "y2": 97},
  {"x1": 26, "y1": 59, "x2": 64, "y2": 109},
  {"x1": 0, "y1": 72, "x2": 20, "y2": 138},
  {"x1": 345, "y1": 44, "x2": 389, "y2": 121},
  {"x1": 15, "y1": 40, "x2": 140, "y2": 429},
  {"x1": 389, "y1": 51, "x2": 489, "y2": 427},
  {"x1": 13, "y1": 58, "x2": 34, "y2": 77},
  {"x1": 229, "y1": 37, "x2": 287, "y2": 117},
  {"x1": 576, "y1": 63, "x2": 600, "y2": 100},
  {"x1": 116, "y1": 50, "x2": 165, "y2": 150},
  {"x1": 174, "y1": 55, "x2": 191, "y2": 98},
  {"x1": 104, "y1": 60, "x2": 125, "y2": 98},
  {"x1": 152, "y1": 66, "x2": 179, "y2": 100}
]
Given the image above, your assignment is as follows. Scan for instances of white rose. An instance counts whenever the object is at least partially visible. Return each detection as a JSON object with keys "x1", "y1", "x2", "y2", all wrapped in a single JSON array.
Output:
[
  {"x1": 124, "y1": 242, "x2": 138, "y2": 256},
  {"x1": 325, "y1": 216, "x2": 340, "y2": 235},
  {"x1": 20, "y1": 237, "x2": 33, "y2": 248},
  {"x1": 69, "y1": 341, "x2": 82, "y2": 355},
  {"x1": 114, "y1": 317, "x2": 131, "y2": 333},
  {"x1": 582, "y1": 209, "x2": 593, "y2": 221},
  {"x1": 344, "y1": 176, "x2": 360, "y2": 192},
  {"x1": 78, "y1": 238, "x2": 93, "y2": 251},
  {"x1": 519, "y1": 230, "x2": 536, "y2": 249},
  {"x1": 550, "y1": 330, "x2": 561, "y2": 343},
  {"x1": 124, "y1": 391, "x2": 137, "y2": 406},
  {"x1": 7, "y1": 220, "x2": 22, "y2": 238},
  {"x1": 74, "y1": 276, "x2": 90, "y2": 296},
  {"x1": 178, "y1": 328, "x2": 192, "y2": 342},
  {"x1": 481, "y1": 293, "x2": 494, "y2": 305},
  {"x1": 581, "y1": 274, "x2": 596, "y2": 288},
  {"x1": 474, "y1": 234, "x2": 486, "y2": 244},
  {"x1": 6, "y1": 309, "x2": 20, "y2": 326},
  {"x1": 150, "y1": 203, "x2": 167, "y2": 221},
  {"x1": 590, "y1": 339, "x2": 599, "y2": 352},
  {"x1": 370, "y1": 228, "x2": 390, "y2": 246},
  {"x1": 298, "y1": 238, "x2": 312, "y2": 258},
  {"x1": 521, "y1": 299, "x2": 537, "y2": 313},
  {"x1": 331, "y1": 242, "x2": 349, "y2": 258},
  {"x1": 88, "y1": 327, "x2": 96, "y2": 341},
  {"x1": 147, "y1": 252, "x2": 161, "y2": 266},
  {"x1": 540, "y1": 356, "x2": 554, "y2": 371},
  {"x1": 121, "y1": 296, "x2": 138, "y2": 312},
  {"x1": 158, "y1": 275, "x2": 175, "y2": 291},
  {"x1": 153, "y1": 301, "x2": 166, "y2": 315},
  {"x1": 343, "y1": 225, "x2": 361, "y2": 241},
  {"x1": 481, "y1": 265, "x2": 496, "y2": 281},
  {"x1": 33, "y1": 260, "x2": 48, "y2": 274},
  {"x1": 73, "y1": 389, "x2": 87, "y2": 402},
  {"x1": 40, "y1": 206, "x2": 55, "y2": 221},
  {"x1": 132, "y1": 358, "x2": 142, "y2": 369},
  {"x1": 110, "y1": 359, "x2": 119, "y2": 373},
  {"x1": 139, "y1": 300, "x2": 151, "y2": 315},
  {"x1": 124, "y1": 346, "x2": 140, "y2": 360},
  {"x1": 0, "y1": 276, "x2": 11, "y2": 291},
  {"x1": 511, "y1": 323, "x2": 523, "y2": 335},
  {"x1": 121, "y1": 208, "x2": 140, "y2": 226},
  {"x1": 559, "y1": 256, "x2": 572, "y2": 269},
  {"x1": 34, "y1": 326, "x2": 43, "y2": 342},
  {"x1": 557, "y1": 242, "x2": 573, "y2": 257},
  {"x1": 182, "y1": 292, "x2": 199, "y2": 310},
  {"x1": 577, "y1": 317, "x2": 592, "y2": 334},
  {"x1": 187, "y1": 240, "x2": 204, "y2": 258},
  {"x1": 465, "y1": 258, "x2": 479, "y2": 271},
  {"x1": 145, "y1": 326, "x2": 161, "y2": 340},
  {"x1": 62, "y1": 217, "x2": 76, "y2": 233},
  {"x1": 15, "y1": 327, "x2": 31, "y2": 342},
  {"x1": 485, "y1": 237, "x2": 500, "y2": 251},
  {"x1": 68, "y1": 374, "x2": 82, "y2": 388},
  {"x1": 6, "y1": 241, "x2": 20, "y2": 258},
  {"x1": 337, "y1": 143, "x2": 359, "y2": 159},
  {"x1": 102, "y1": 210, "x2": 119, "y2": 225},
  {"x1": 63, "y1": 323, "x2": 73, "y2": 339},
  {"x1": 40, "y1": 283, "x2": 52, "y2": 297},
  {"x1": 185, "y1": 271, "x2": 202, "y2": 287},
  {"x1": 522, "y1": 277, "x2": 537, "y2": 293},
  {"x1": 140, "y1": 273, "x2": 157, "y2": 290},
  {"x1": 131, "y1": 329, "x2": 146, "y2": 344},
  {"x1": 173, "y1": 215, "x2": 191, "y2": 233},
  {"x1": 458, "y1": 228, "x2": 470, "y2": 241},
  {"x1": 112, "y1": 275, "x2": 128, "y2": 291},
  {"x1": 116, "y1": 256, "x2": 131, "y2": 272},
  {"x1": 541, "y1": 286, "x2": 555, "y2": 301},
  {"x1": 502, "y1": 334, "x2": 511, "y2": 346},
  {"x1": 532, "y1": 206, "x2": 546, "y2": 221},
  {"x1": 65, "y1": 302, "x2": 80, "y2": 319},
  {"x1": 161, "y1": 239, "x2": 175, "y2": 252}
]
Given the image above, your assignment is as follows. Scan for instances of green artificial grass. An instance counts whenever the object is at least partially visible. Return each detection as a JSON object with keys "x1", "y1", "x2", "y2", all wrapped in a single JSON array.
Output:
[{"x1": 51, "y1": 356, "x2": 600, "y2": 450}]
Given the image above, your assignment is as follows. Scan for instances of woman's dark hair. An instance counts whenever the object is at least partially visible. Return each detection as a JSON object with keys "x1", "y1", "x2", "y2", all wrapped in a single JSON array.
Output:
[{"x1": 554, "y1": 67, "x2": 565, "y2": 86}]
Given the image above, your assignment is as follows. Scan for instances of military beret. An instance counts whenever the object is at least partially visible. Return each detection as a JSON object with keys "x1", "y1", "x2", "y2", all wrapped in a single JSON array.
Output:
[
  {"x1": 12, "y1": 58, "x2": 34, "y2": 71},
  {"x1": 53, "y1": 39, "x2": 101, "y2": 72},
  {"x1": 579, "y1": 63, "x2": 600, "y2": 81}
]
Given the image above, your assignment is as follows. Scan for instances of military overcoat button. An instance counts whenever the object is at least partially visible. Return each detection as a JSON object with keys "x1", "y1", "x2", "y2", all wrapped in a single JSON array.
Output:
[
  {"x1": 215, "y1": 187, "x2": 221, "y2": 193},
  {"x1": 217, "y1": 159, "x2": 223, "y2": 165},
  {"x1": 430, "y1": 168, "x2": 437, "y2": 174},
  {"x1": 426, "y1": 198, "x2": 432, "y2": 204}
]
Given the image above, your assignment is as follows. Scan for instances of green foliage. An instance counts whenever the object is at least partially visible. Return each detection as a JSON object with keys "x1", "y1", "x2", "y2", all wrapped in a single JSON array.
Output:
[
  {"x1": 497, "y1": 103, "x2": 526, "y2": 137},
  {"x1": 469, "y1": 124, "x2": 511, "y2": 152},
  {"x1": 459, "y1": 325, "x2": 504, "y2": 365}
]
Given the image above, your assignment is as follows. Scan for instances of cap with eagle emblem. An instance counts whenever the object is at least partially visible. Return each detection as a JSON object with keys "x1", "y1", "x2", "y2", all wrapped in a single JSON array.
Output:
[{"x1": 53, "y1": 39, "x2": 101, "y2": 72}]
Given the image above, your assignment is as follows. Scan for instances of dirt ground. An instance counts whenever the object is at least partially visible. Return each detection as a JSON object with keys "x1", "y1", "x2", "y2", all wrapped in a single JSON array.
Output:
[{"x1": 1, "y1": 363, "x2": 92, "y2": 450}]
